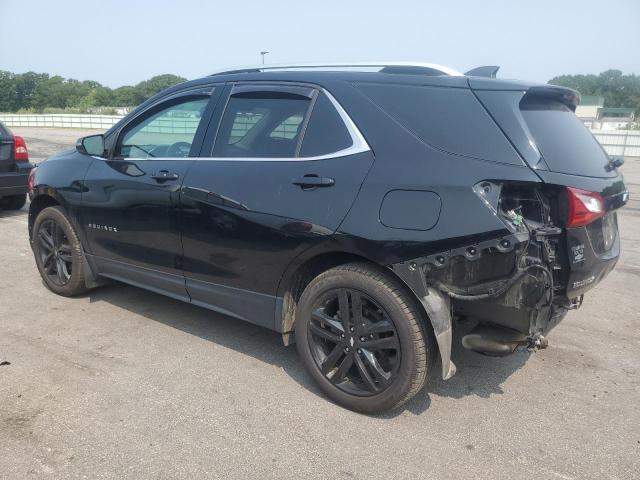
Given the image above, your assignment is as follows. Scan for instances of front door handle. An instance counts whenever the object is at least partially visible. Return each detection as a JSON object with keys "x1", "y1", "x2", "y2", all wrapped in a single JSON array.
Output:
[
  {"x1": 151, "y1": 170, "x2": 179, "y2": 182},
  {"x1": 292, "y1": 175, "x2": 335, "y2": 189}
]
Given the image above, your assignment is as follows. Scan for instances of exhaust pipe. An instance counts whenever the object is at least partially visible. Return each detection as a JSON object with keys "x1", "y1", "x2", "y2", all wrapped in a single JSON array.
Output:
[{"x1": 462, "y1": 325, "x2": 527, "y2": 356}]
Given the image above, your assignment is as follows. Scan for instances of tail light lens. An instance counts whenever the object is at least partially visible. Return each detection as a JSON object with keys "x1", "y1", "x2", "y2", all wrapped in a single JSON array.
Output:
[
  {"x1": 566, "y1": 187, "x2": 605, "y2": 228},
  {"x1": 13, "y1": 135, "x2": 29, "y2": 162}
]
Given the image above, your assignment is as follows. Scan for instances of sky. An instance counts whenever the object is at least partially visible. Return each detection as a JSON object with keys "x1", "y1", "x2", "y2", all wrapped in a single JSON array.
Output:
[{"x1": 0, "y1": 0, "x2": 638, "y2": 87}]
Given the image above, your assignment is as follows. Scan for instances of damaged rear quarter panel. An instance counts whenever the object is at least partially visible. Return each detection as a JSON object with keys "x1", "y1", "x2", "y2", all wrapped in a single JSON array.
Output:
[{"x1": 334, "y1": 84, "x2": 544, "y2": 378}]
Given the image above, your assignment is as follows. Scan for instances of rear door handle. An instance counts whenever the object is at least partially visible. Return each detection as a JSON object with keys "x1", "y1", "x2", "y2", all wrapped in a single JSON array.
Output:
[
  {"x1": 151, "y1": 170, "x2": 179, "y2": 182},
  {"x1": 292, "y1": 175, "x2": 335, "y2": 189}
]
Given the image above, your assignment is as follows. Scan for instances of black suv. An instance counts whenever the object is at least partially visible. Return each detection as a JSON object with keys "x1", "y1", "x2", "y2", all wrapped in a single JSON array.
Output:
[
  {"x1": 0, "y1": 121, "x2": 33, "y2": 210},
  {"x1": 28, "y1": 63, "x2": 628, "y2": 412}
]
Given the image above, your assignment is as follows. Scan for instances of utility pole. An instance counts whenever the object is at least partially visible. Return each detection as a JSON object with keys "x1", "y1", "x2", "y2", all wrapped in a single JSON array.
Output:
[{"x1": 260, "y1": 51, "x2": 269, "y2": 65}]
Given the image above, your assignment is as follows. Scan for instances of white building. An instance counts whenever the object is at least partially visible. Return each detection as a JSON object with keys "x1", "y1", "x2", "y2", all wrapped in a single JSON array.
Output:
[
  {"x1": 575, "y1": 95, "x2": 635, "y2": 130},
  {"x1": 575, "y1": 95, "x2": 604, "y2": 127}
]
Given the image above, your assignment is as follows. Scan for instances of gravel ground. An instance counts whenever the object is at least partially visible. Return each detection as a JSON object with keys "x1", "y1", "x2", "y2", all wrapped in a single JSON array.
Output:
[{"x1": 1, "y1": 128, "x2": 639, "y2": 479}]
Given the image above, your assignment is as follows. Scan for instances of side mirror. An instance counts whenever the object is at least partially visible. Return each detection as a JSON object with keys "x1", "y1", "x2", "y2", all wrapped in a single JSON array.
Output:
[{"x1": 76, "y1": 134, "x2": 105, "y2": 157}]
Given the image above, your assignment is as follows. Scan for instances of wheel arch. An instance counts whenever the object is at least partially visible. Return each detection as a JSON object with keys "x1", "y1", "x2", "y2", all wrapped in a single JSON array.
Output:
[
  {"x1": 278, "y1": 250, "x2": 369, "y2": 337},
  {"x1": 276, "y1": 249, "x2": 437, "y2": 355},
  {"x1": 28, "y1": 194, "x2": 61, "y2": 239},
  {"x1": 29, "y1": 194, "x2": 102, "y2": 290}
]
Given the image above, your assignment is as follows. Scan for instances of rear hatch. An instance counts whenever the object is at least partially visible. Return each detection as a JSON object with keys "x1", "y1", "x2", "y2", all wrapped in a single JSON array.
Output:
[
  {"x1": 470, "y1": 79, "x2": 618, "y2": 179},
  {"x1": 0, "y1": 123, "x2": 14, "y2": 173},
  {"x1": 471, "y1": 79, "x2": 628, "y2": 299},
  {"x1": 519, "y1": 93, "x2": 617, "y2": 178}
]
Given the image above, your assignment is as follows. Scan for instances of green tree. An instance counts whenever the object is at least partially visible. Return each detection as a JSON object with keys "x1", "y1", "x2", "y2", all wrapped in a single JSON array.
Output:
[
  {"x1": 14, "y1": 72, "x2": 49, "y2": 110},
  {"x1": 113, "y1": 86, "x2": 142, "y2": 107},
  {"x1": 0, "y1": 71, "x2": 187, "y2": 112},
  {"x1": 0, "y1": 71, "x2": 17, "y2": 111},
  {"x1": 548, "y1": 70, "x2": 640, "y2": 117},
  {"x1": 32, "y1": 76, "x2": 69, "y2": 109},
  {"x1": 134, "y1": 74, "x2": 187, "y2": 101}
]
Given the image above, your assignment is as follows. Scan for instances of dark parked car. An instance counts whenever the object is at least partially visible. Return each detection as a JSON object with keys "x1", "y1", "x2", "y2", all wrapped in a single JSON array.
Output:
[
  {"x1": 0, "y1": 121, "x2": 33, "y2": 210},
  {"x1": 28, "y1": 63, "x2": 628, "y2": 412}
]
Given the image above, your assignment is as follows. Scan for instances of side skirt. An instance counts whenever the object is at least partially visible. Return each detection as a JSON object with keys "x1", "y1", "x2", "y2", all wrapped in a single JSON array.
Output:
[
  {"x1": 186, "y1": 277, "x2": 281, "y2": 330},
  {"x1": 89, "y1": 255, "x2": 191, "y2": 303},
  {"x1": 89, "y1": 255, "x2": 281, "y2": 331}
]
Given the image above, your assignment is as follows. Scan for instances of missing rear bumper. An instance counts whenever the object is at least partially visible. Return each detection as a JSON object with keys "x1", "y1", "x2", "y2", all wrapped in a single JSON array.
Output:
[{"x1": 390, "y1": 232, "x2": 564, "y2": 378}]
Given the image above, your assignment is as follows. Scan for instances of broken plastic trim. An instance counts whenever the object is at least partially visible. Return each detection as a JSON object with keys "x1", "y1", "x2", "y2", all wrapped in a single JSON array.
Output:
[
  {"x1": 390, "y1": 231, "x2": 539, "y2": 380},
  {"x1": 392, "y1": 260, "x2": 456, "y2": 380}
]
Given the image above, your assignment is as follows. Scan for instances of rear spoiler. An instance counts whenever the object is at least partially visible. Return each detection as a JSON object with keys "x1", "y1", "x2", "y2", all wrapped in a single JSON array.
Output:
[
  {"x1": 465, "y1": 66, "x2": 500, "y2": 78},
  {"x1": 522, "y1": 85, "x2": 581, "y2": 112},
  {"x1": 465, "y1": 68, "x2": 580, "y2": 112}
]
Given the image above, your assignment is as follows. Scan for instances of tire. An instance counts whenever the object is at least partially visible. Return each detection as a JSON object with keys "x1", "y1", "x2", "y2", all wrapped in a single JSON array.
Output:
[
  {"x1": 0, "y1": 194, "x2": 27, "y2": 210},
  {"x1": 31, "y1": 206, "x2": 88, "y2": 296},
  {"x1": 295, "y1": 262, "x2": 433, "y2": 413}
]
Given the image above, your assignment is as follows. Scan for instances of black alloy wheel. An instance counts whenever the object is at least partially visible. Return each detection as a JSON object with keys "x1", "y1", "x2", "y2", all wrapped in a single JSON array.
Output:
[
  {"x1": 308, "y1": 288, "x2": 401, "y2": 396},
  {"x1": 296, "y1": 263, "x2": 433, "y2": 413},
  {"x1": 32, "y1": 206, "x2": 88, "y2": 296},
  {"x1": 37, "y1": 218, "x2": 73, "y2": 286}
]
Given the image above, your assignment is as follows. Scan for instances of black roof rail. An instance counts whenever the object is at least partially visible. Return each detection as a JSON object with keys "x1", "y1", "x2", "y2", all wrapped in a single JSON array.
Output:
[
  {"x1": 379, "y1": 66, "x2": 451, "y2": 76},
  {"x1": 210, "y1": 62, "x2": 463, "y2": 77},
  {"x1": 464, "y1": 66, "x2": 500, "y2": 78},
  {"x1": 211, "y1": 68, "x2": 261, "y2": 76}
]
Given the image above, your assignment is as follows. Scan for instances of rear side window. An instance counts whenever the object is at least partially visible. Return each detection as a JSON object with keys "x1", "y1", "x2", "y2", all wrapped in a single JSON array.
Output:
[
  {"x1": 300, "y1": 93, "x2": 352, "y2": 157},
  {"x1": 213, "y1": 92, "x2": 311, "y2": 158},
  {"x1": 355, "y1": 83, "x2": 520, "y2": 165},
  {"x1": 520, "y1": 97, "x2": 613, "y2": 178}
]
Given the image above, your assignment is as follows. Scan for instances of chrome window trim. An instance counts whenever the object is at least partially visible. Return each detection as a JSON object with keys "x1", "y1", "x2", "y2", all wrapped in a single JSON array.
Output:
[
  {"x1": 323, "y1": 90, "x2": 370, "y2": 158},
  {"x1": 107, "y1": 87, "x2": 371, "y2": 162}
]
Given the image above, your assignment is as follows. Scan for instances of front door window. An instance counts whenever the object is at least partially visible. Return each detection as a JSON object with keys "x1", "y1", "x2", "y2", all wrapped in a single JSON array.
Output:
[{"x1": 115, "y1": 97, "x2": 210, "y2": 159}]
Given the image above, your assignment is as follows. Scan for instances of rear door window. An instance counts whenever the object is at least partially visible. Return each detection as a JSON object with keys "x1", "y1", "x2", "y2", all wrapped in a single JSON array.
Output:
[
  {"x1": 213, "y1": 89, "x2": 312, "y2": 158},
  {"x1": 212, "y1": 86, "x2": 357, "y2": 159},
  {"x1": 520, "y1": 97, "x2": 614, "y2": 178}
]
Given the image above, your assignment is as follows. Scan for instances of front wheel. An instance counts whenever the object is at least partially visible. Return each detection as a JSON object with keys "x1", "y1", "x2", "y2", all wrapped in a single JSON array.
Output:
[
  {"x1": 295, "y1": 263, "x2": 433, "y2": 413},
  {"x1": 32, "y1": 206, "x2": 88, "y2": 296}
]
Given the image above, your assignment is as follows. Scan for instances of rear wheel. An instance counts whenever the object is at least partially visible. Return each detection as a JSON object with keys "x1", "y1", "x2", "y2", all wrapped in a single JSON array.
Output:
[
  {"x1": 0, "y1": 194, "x2": 27, "y2": 210},
  {"x1": 32, "y1": 206, "x2": 88, "y2": 296},
  {"x1": 295, "y1": 263, "x2": 433, "y2": 413}
]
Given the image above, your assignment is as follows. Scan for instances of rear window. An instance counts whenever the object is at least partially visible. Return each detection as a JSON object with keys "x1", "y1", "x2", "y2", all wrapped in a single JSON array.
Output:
[{"x1": 520, "y1": 97, "x2": 614, "y2": 178}]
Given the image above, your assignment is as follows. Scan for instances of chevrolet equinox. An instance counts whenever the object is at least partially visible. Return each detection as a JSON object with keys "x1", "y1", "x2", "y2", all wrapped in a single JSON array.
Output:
[{"x1": 28, "y1": 63, "x2": 628, "y2": 413}]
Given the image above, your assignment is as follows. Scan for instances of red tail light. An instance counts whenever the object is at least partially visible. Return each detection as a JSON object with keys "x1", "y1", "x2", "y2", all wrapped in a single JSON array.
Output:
[
  {"x1": 13, "y1": 135, "x2": 29, "y2": 162},
  {"x1": 566, "y1": 187, "x2": 605, "y2": 228}
]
